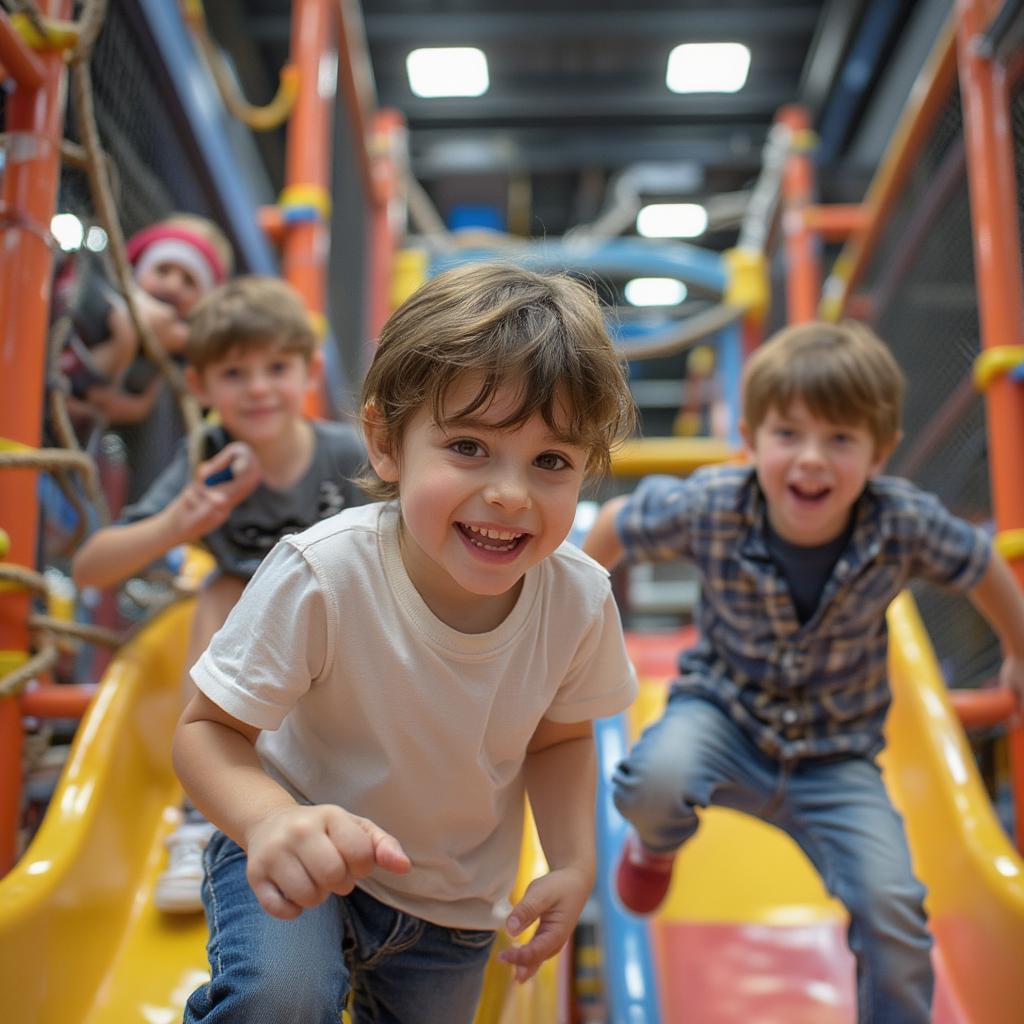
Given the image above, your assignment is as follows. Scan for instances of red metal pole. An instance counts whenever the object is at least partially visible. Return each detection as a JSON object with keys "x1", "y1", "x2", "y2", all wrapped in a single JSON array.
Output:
[
  {"x1": 777, "y1": 105, "x2": 820, "y2": 324},
  {"x1": 956, "y1": 0, "x2": 1024, "y2": 852},
  {"x1": 282, "y1": 0, "x2": 335, "y2": 419},
  {"x1": 0, "y1": 0, "x2": 71, "y2": 875}
]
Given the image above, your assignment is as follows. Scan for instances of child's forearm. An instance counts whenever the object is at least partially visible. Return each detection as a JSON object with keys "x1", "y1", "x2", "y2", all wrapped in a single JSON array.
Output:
[
  {"x1": 89, "y1": 380, "x2": 161, "y2": 425},
  {"x1": 523, "y1": 727, "x2": 597, "y2": 881},
  {"x1": 968, "y1": 551, "x2": 1024, "y2": 657},
  {"x1": 581, "y1": 496, "x2": 627, "y2": 570},
  {"x1": 173, "y1": 713, "x2": 297, "y2": 849},
  {"x1": 72, "y1": 512, "x2": 182, "y2": 589}
]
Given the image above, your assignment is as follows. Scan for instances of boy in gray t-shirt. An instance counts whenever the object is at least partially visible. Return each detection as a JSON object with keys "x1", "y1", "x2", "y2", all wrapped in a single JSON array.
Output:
[{"x1": 72, "y1": 275, "x2": 366, "y2": 912}]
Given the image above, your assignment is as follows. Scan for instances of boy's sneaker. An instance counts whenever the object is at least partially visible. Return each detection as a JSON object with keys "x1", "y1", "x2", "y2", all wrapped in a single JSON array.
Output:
[
  {"x1": 154, "y1": 821, "x2": 216, "y2": 913},
  {"x1": 615, "y1": 833, "x2": 676, "y2": 915}
]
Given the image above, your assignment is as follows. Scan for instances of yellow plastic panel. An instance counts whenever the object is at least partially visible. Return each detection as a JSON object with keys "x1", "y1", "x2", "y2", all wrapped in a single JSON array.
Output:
[
  {"x1": 0, "y1": 595, "x2": 560, "y2": 1022},
  {"x1": 0, "y1": 599, "x2": 202, "y2": 1023},
  {"x1": 883, "y1": 591, "x2": 1024, "y2": 1024},
  {"x1": 611, "y1": 437, "x2": 738, "y2": 478}
]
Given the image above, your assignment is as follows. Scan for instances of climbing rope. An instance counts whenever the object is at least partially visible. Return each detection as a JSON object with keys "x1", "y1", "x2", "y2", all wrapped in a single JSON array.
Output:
[
  {"x1": 0, "y1": 0, "x2": 200, "y2": 701},
  {"x1": 181, "y1": 0, "x2": 298, "y2": 132}
]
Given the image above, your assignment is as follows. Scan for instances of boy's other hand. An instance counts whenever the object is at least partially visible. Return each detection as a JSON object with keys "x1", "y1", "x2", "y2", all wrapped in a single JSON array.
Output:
[
  {"x1": 245, "y1": 804, "x2": 411, "y2": 921},
  {"x1": 200, "y1": 441, "x2": 262, "y2": 497},
  {"x1": 171, "y1": 443, "x2": 262, "y2": 543},
  {"x1": 498, "y1": 865, "x2": 591, "y2": 983}
]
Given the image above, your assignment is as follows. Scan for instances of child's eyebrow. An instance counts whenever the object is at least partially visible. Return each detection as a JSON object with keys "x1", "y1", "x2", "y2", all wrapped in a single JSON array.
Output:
[{"x1": 439, "y1": 415, "x2": 581, "y2": 448}]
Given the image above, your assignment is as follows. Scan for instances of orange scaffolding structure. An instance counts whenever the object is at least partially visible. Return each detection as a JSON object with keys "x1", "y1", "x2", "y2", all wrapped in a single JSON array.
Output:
[
  {"x1": 0, "y1": 0, "x2": 73, "y2": 875},
  {"x1": 778, "y1": 2, "x2": 1024, "y2": 852},
  {"x1": 0, "y1": 0, "x2": 406, "y2": 876}
]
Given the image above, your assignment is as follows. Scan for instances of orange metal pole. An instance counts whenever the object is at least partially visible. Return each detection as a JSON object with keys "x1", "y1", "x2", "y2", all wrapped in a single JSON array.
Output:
[
  {"x1": 956, "y1": 0, "x2": 1024, "y2": 852},
  {"x1": 777, "y1": 105, "x2": 820, "y2": 324},
  {"x1": 835, "y1": 23, "x2": 959, "y2": 306},
  {"x1": 20, "y1": 683, "x2": 96, "y2": 719},
  {"x1": 0, "y1": 10, "x2": 44, "y2": 90},
  {"x1": 949, "y1": 687, "x2": 1018, "y2": 731},
  {"x1": 0, "y1": 0, "x2": 71, "y2": 875},
  {"x1": 336, "y1": 0, "x2": 377, "y2": 204},
  {"x1": 367, "y1": 108, "x2": 406, "y2": 341},
  {"x1": 802, "y1": 203, "x2": 869, "y2": 242},
  {"x1": 282, "y1": 0, "x2": 335, "y2": 419}
]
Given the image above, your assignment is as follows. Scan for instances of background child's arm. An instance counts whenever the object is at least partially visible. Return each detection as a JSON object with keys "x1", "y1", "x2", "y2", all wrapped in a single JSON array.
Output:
[
  {"x1": 582, "y1": 495, "x2": 628, "y2": 569},
  {"x1": 72, "y1": 507, "x2": 191, "y2": 590},
  {"x1": 106, "y1": 287, "x2": 189, "y2": 361},
  {"x1": 173, "y1": 691, "x2": 410, "y2": 919},
  {"x1": 83, "y1": 377, "x2": 162, "y2": 425},
  {"x1": 967, "y1": 548, "x2": 1024, "y2": 703},
  {"x1": 499, "y1": 718, "x2": 597, "y2": 983},
  {"x1": 71, "y1": 442, "x2": 262, "y2": 589}
]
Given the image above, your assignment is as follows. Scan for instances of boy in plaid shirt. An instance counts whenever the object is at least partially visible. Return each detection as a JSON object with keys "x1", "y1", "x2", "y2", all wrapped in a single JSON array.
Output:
[{"x1": 584, "y1": 321, "x2": 1024, "y2": 1023}]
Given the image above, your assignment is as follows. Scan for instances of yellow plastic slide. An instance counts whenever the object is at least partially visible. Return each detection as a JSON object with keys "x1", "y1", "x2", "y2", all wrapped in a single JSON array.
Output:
[
  {"x1": 884, "y1": 592, "x2": 1024, "y2": 1022},
  {"x1": 629, "y1": 591, "x2": 1024, "y2": 1023},
  {"x1": 0, "y1": 598, "x2": 559, "y2": 1023}
]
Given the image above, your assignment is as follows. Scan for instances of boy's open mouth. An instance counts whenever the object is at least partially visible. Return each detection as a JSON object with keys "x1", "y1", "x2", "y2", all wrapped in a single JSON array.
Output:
[
  {"x1": 455, "y1": 522, "x2": 528, "y2": 553},
  {"x1": 788, "y1": 483, "x2": 830, "y2": 503}
]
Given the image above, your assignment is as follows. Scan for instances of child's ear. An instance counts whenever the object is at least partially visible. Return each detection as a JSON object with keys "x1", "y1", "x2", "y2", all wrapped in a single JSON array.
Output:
[
  {"x1": 184, "y1": 365, "x2": 208, "y2": 404},
  {"x1": 871, "y1": 432, "x2": 902, "y2": 475},
  {"x1": 305, "y1": 350, "x2": 324, "y2": 393},
  {"x1": 739, "y1": 419, "x2": 755, "y2": 453},
  {"x1": 362, "y1": 402, "x2": 400, "y2": 483}
]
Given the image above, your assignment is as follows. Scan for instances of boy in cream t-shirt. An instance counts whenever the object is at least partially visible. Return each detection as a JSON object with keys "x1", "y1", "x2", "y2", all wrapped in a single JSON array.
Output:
[{"x1": 174, "y1": 262, "x2": 640, "y2": 1023}]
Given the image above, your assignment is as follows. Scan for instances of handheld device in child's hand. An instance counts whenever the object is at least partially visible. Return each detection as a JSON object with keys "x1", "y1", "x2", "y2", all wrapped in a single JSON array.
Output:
[{"x1": 204, "y1": 465, "x2": 235, "y2": 487}]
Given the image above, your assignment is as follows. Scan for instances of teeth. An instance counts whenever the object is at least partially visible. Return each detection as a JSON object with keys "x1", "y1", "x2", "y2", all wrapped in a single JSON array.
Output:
[{"x1": 465, "y1": 524, "x2": 522, "y2": 541}]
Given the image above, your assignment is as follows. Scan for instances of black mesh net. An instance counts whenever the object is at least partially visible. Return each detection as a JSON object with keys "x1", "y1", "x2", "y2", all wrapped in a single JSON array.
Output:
[{"x1": 851, "y1": 84, "x2": 1001, "y2": 694}]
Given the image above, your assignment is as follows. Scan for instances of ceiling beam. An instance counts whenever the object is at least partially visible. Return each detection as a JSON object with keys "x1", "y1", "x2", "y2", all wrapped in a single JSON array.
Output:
[
  {"x1": 411, "y1": 126, "x2": 769, "y2": 177},
  {"x1": 362, "y1": 9, "x2": 823, "y2": 42},
  {"x1": 387, "y1": 87, "x2": 794, "y2": 123}
]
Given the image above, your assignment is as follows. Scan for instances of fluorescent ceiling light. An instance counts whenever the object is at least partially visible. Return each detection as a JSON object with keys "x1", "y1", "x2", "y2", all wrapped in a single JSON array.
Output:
[
  {"x1": 636, "y1": 203, "x2": 708, "y2": 239},
  {"x1": 407, "y1": 47, "x2": 489, "y2": 98},
  {"x1": 625, "y1": 278, "x2": 688, "y2": 306},
  {"x1": 666, "y1": 43, "x2": 750, "y2": 94}
]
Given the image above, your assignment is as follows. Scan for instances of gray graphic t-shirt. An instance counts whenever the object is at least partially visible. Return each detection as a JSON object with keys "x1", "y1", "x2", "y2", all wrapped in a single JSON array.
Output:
[{"x1": 120, "y1": 420, "x2": 367, "y2": 579}]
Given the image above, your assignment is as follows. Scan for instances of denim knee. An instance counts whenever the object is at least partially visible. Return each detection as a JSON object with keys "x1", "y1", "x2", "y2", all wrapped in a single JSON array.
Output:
[
  {"x1": 611, "y1": 696, "x2": 737, "y2": 832},
  {"x1": 186, "y1": 832, "x2": 348, "y2": 1024},
  {"x1": 191, "y1": 960, "x2": 345, "y2": 1024},
  {"x1": 612, "y1": 752, "x2": 694, "y2": 829}
]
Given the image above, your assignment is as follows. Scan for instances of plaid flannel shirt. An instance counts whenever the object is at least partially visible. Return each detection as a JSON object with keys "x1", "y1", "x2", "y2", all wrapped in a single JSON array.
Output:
[{"x1": 617, "y1": 466, "x2": 990, "y2": 760}]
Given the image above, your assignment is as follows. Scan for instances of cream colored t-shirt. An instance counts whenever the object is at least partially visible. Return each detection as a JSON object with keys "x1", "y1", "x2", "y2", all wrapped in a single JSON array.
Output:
[{"x1": 192, "y1": 501, "x2": 638, "y2": 929}]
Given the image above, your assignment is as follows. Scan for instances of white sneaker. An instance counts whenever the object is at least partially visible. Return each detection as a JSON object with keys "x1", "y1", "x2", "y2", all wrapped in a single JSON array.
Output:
[{"x1": 154, "y1": 821, "x2": 216, "y2": 913}]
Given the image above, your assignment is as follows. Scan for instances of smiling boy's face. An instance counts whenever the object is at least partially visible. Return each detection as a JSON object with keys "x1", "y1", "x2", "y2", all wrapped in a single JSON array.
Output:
[
  {"x1": 364, "y1": 372, "x2": 588, "y2": 629},
  {"x1": 742, "y1": 399, "x2": 893, "y2": 547},
  {"x1": 135, "y1": 258, "x2": 206, "y2": 319}
]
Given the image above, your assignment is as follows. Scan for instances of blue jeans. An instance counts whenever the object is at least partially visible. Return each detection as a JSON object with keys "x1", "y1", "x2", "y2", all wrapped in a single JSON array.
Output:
[
  {"x1": 613, "y1": 692, "x2": 933, "y2": 1024},
  {"x1": 184, "y1": 832, "x2": 495, "y2": 1024}
]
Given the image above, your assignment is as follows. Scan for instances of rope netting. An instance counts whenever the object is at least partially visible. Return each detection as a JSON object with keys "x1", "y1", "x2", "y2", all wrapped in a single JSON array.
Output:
[
  {"x1": 0, "y1": 1, "x2": 232, "y2": 711},
  {"x1": 849, "y1": 84, "x2": 1003, "y2": 700}
]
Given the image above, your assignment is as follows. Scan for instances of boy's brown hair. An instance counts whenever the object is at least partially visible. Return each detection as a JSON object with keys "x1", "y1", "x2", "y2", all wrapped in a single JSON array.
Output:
[
  {"x1": 360, "y1": 261, "x2": 637, "y2": 500},
  {"x1": 186, "y1": 275, "x2": 316, "y2": 371},
  {"x1": 742, "y1": 320, "x2": 904, "y2": 451}
]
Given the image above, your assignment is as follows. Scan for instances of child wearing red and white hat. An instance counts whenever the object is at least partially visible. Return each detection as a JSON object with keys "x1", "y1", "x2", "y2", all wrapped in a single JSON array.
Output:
[{"x1": 58, "y1": 213, "x2": 234, "y2": 502}]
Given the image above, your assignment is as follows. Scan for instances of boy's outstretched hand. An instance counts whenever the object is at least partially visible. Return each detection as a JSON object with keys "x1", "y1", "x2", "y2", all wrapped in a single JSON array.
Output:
[
  {"x1": 172, "y1": 442, "x2": 263, "y2": 543},
  {"x1": 498, "y1": 866, "x2": 592, "y2": 983},
  {"x1": 244, "y1": 803, "x2": 411, "y2": 920}
]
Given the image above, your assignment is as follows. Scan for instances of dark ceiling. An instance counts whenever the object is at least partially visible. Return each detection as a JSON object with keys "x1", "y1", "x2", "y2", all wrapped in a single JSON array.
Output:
[{"x1": 211, "y1": 0, "x2": 937, "y2": 242}]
